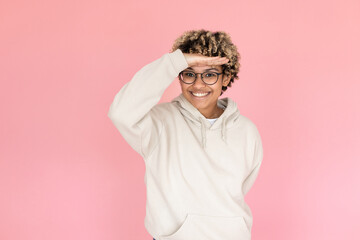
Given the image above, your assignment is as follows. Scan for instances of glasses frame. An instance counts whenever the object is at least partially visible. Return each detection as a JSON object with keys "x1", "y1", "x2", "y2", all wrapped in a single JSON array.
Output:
[{"x1": 179, "y1": 70, "x2": 224, "y2": 85}]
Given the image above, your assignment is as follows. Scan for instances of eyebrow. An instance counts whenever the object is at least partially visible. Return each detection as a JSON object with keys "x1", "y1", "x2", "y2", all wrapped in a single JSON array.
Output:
[{"x1": 185, "y1": 67, "x2": 220, "y2": 72}]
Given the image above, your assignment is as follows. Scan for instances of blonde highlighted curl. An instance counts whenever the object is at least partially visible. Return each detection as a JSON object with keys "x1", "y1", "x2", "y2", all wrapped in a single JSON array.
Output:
[{"x1": 170, "y1": 29, "x2": 241, "y2": 95}]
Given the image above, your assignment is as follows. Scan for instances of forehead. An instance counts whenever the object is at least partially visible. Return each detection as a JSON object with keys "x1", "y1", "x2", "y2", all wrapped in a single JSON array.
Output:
[{"x1": 185, "y1": 66, "x2": 222, "y2": 72}]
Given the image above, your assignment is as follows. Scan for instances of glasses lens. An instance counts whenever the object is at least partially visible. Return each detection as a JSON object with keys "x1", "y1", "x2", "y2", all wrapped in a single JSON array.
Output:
[
  {"x1": 180, "y1": 71, "x2": 219, "y2": 84},
  {"x1": 203, "y1": 72, "x2": 218, "y2": 84},
  {"x1": 180, "y1": 71, "x2": 196, "y2": 83}
]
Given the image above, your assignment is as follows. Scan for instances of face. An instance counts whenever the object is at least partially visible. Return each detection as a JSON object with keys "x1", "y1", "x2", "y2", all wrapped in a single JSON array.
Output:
[{"x1": 179, "y1": 65, "x2": 230, "y2": 114}]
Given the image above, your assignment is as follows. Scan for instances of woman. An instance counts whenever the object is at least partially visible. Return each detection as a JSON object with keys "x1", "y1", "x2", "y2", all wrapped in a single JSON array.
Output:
[{"x1": 108, "y1": 29, "x2": 263, "y2": 240}]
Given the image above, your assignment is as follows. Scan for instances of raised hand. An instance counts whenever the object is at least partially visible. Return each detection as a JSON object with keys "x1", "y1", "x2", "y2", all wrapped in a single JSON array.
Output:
[{"x1": 183, "y1": 53, "x2": 229, "y2": 67}]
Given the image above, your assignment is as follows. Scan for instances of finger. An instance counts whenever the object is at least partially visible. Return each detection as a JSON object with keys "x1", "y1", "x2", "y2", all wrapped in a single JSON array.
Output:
[
  {"x1": 218, "y1": 58, "x2": 229, "y2": 63},
  {"x1": 209, "y1": 59, "x2": 229, "y2": 66},
  {"x1": 195, "y1": 57, "x2": 229, "y2": 66},
  {"x1": 212, "y1": 56, "x2": 228, "y2": 60},
  {"x1": 211, "y1": 58, "x2": 229, "y2": 63}
]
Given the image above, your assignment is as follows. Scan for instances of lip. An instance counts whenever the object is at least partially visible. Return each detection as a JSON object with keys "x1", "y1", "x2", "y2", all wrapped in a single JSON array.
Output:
[{"x1": 190, "y1": 91, "x2": 211, "y2": 99}]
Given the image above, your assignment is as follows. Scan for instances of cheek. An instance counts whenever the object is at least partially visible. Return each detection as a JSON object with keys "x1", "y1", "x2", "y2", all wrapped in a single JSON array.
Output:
[
  {"x1": 212, "y1": 83, "x2": 223, "y2": 93},
  {"x1": 179, "y1": 81, "x2": 189, "y2": 92}
]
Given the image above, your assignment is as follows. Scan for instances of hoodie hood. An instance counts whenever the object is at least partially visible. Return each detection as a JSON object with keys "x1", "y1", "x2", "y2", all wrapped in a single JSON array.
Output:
[{"x1": 171, "y1": 93, "x2": 240, "y2": 149}]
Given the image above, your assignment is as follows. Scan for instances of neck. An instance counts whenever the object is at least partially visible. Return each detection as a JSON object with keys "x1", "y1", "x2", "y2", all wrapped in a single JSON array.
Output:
[{"x1": 198, "y1": 104, "x2": 224, "y2": 119}]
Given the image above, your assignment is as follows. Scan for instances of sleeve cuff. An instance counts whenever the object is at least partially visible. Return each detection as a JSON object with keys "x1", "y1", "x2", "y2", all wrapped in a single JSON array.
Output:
[{"x1": 168, "y1": 49, "x2": 189, "y2": 75}]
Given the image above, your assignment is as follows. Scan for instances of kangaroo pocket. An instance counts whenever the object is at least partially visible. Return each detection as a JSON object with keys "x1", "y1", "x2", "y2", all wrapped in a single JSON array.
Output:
[{"x1": 159, "y1": 213, "x2": 251, "y2": 240}]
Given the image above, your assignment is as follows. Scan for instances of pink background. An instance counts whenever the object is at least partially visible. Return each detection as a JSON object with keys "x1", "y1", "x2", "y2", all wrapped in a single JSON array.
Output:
[{"x1": 1, "y1": 0, "x2": 359, "y2": 239}]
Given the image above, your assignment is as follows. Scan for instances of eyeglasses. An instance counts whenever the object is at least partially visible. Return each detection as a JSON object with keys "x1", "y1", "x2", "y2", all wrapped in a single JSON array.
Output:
[{"x1": 179, "y1": 71, "x2": 224, "y2": 85}]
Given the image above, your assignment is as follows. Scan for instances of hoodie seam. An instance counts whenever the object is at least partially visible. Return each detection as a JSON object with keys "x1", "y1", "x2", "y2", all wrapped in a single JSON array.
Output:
[{"x1": 138, "y1": 124, "x2": 146, "y2": 159}]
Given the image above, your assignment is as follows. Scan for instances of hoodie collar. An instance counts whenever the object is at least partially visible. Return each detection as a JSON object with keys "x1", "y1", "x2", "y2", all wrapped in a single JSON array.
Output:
[{"x1": 171, "y1": 93, "x2": 239, "y2": 149}]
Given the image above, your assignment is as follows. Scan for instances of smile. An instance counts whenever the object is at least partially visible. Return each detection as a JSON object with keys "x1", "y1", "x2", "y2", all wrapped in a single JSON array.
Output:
[{"x1": 190, "y1": 91, "x2": 210, "y2": 97}]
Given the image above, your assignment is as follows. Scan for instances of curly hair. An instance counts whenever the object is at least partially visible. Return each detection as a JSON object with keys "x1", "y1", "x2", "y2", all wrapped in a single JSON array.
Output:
[{"x1": 170, "y1": 29, "x2": 241, "y2": 95}]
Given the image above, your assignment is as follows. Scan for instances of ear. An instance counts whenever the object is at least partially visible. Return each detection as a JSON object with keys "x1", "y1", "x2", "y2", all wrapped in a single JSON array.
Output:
[{"x1": 222, "y1": 73, "x2": 231, "y2": 87}]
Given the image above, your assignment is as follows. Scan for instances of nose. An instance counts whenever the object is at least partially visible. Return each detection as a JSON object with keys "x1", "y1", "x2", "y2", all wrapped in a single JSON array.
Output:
[{"x1": 193, "y1": 73, "x2": 206, "y2": 87}]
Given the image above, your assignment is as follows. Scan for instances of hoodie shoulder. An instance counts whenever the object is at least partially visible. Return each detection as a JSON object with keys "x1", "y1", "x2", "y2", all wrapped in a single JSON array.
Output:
[
  {"x1": 234, "y1": 114, "x2": 261, "y2": 136},
  {"x1": 149, "y1": 102, "x2": 178, "y2": 119}
]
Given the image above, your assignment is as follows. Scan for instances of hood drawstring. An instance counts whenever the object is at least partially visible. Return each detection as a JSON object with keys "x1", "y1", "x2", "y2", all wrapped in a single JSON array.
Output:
[
  {"x1": 199, "y1": 116, "x2": 227, "y2": 149},
  {"x1": 199, "y1": 117, "x2": 207, "y2": 148},
  {"x1": 222, "y1": 118, "x2": 227, "y2": 144}
]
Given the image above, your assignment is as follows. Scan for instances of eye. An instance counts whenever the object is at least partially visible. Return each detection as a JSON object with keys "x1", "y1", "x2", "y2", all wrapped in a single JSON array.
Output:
[
  {"x1": 205, "y1": 73, "x2": 216, "y2": 77},
  {"x1": 185, "y1": 72, "x2": 195, "y2": 77}
]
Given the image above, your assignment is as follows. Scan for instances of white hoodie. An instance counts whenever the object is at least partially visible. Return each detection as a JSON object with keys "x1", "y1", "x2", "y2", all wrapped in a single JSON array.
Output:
[{"x1": 107, "y1": 49, "x2": 263, "y2": 240}]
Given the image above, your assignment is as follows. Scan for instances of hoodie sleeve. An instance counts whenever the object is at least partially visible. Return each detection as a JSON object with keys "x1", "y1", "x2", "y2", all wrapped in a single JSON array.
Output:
[
  {"x1": 107, "y1": 49, "x2": 189, "y2": 159},
  {"x1": 242, "y1": 128, "x2": 264, "y2": 196}
]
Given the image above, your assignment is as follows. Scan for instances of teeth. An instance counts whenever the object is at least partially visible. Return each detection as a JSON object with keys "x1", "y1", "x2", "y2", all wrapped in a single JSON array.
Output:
[{"x1": 192, "y1": 92, "x2": 209, "y2": 97}]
